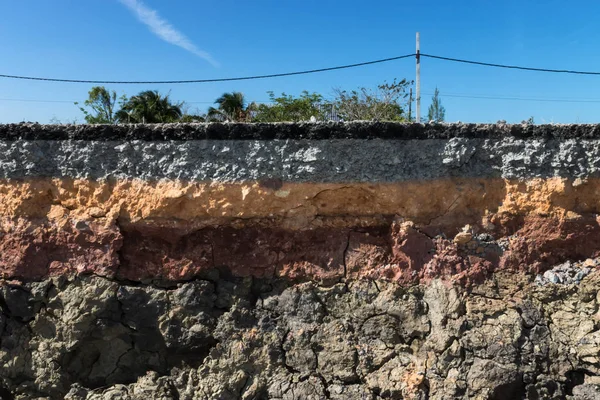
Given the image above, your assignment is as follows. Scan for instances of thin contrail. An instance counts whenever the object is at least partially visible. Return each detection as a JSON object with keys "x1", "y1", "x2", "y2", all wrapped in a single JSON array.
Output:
[{"x1": 118, "y1": 0, "x2": 218, "y2": 67}]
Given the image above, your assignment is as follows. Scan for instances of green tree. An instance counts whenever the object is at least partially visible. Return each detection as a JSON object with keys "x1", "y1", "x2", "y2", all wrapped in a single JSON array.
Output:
[
  {"x1": 332, "y1": 79, "x2": 411, "y2": 121},
  {"x1": 253, "y1": 91, "x2": 325, "y2": 122},
  {"x1": 207, "y1": 92, "x2": 256, "y2": 122},
  {"x1": 427, "y1": 87, "x2": 446, "y2": 122},
  {"x1": 116, "y1": 90, "x2": 183, "y2": 123},
  {"x1": 75, "y1": 86, "x2": 125, "y2": 124}
]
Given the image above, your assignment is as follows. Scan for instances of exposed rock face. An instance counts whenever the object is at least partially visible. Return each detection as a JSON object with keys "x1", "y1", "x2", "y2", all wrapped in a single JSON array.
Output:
[
  {"x1": 1, "y1": 122, "x2": 600, "y2": 399},
  {"x1": 2, "y1": 273, "x2": 600, "y2": 399}
]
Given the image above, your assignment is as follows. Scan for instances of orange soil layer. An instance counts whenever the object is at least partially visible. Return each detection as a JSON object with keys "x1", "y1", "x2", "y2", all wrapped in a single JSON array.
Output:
[
  {"x1": 0, "y1": 177, "x2": 599, "y2": 283},
  {"x1": 1, "y1": 177, "x2": 597, "y2": 223}
]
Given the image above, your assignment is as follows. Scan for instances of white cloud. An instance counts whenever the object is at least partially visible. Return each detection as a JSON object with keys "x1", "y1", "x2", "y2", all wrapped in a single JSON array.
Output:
[{"x1": 118, "y1": 0, "x2": 218, "y2": 67}]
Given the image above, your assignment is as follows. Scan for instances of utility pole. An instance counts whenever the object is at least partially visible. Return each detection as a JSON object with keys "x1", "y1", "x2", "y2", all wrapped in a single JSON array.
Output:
[
  {"x1": 416, "y1": 32, "x2": 421, "y2": 123},
  {"x1": 408, "y1": 88, "x2": 413, "y2": 122}
]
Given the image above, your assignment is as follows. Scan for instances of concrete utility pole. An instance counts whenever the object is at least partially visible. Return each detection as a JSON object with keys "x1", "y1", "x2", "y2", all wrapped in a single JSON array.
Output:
[
  {"x1": 408, "y1": 88, "x2": 413, "y2": 121},
  {"x1": 416, "y1": 32, "x2": 421, "y2": 123}
]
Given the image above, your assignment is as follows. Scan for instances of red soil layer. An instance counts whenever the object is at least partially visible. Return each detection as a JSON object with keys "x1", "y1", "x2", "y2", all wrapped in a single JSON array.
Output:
[{"x1": 2, "y1": 214, "x2": 599, "y2": 285}]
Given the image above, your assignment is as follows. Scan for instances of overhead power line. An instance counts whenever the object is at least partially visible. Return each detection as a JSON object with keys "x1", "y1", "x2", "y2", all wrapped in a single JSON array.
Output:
[
  {"x1": 0, "y1": 54, "x2": 416, "y2": 84},
  {"x1": 420, "y1": 54, "x2": 600, "y2": 75},
  {"x1": 2, "y1": 52, "x2": 600, "y2": 85},
  {"x1": 420, "y1": 92, "x2": 600, "y2": 103}
]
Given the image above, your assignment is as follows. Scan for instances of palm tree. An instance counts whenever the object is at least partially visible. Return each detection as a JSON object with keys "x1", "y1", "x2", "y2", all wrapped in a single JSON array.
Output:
[
  {"x1": 116, "y1": 90, "x2": 183, "y2": 123},
  {"x1": 208, "y1": 92, "x2": 256, "y2": 122}
]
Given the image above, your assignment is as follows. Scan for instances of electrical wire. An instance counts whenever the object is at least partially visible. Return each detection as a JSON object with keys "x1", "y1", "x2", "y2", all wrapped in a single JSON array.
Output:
[
  {"x1": 420, "y1": 54, "x2": 600, "y2": 75},
  {"x1": 420, "y1": 92, "x2": 600, "y2": 103},
  {"x1": 0, "y1": 54, "x2": 416, "y2": 84},
  {"x1": 3, "y1": 52, "x2": 600, "y2": 85}
]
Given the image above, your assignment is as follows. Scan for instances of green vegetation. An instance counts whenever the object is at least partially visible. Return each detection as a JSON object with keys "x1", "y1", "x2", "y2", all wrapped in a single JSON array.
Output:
[
  {"x1": 427, "y1": 87, "x2": 445, "y2": 122},
  {"x1": 332, "y1": 79, "x2": 411, "y2": 122},
  {"x1": 115, "y1": 90, "x2": 183, "y2": 123},
  {"x1": 208, "y1": 92, "x2": 256, "y2": 122},
  {"x1": 253, "y1": 91, "x2": 324, "y2": 122},
  {"x1": 75, "y1": 78, "x2": 435, "y2": 124},
  {"x1": 75, "y1": 87, "x2": 125, "y2": 124}
]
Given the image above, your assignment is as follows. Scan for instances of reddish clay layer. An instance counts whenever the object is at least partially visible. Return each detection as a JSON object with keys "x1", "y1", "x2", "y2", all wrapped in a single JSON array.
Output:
[{"x1": 2, "y1": 214, "x2": 600, "y2": 284}]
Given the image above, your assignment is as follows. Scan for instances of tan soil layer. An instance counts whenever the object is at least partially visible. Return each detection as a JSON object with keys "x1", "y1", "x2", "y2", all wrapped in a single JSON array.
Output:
[
  {"x1": 1, "y1": 176, "x2": 596, "y2": 223},
  {"x1": 1, "y1": 177, "x2": 599, "y2": 282}
]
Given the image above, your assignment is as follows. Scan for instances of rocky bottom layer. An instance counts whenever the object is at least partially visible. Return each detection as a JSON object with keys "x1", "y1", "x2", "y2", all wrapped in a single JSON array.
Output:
[{"x1": 1, "y1": 270, "x2": 600, "y2": 400}]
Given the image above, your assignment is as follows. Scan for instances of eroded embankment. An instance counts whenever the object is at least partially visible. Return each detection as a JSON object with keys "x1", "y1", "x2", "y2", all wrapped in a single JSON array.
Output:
[{"x1": 1, "y1": 122, "x2": 600, "y2": 399}]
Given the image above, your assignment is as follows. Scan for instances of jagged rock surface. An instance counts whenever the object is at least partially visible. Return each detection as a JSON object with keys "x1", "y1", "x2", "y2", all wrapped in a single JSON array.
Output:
[{"x1": 0, "y1": 272, "x2": 599, "y2": 399}]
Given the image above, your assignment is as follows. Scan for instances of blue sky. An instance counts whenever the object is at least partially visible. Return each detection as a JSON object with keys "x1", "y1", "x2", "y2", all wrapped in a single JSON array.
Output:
[{"x1": 1, "y1": 0, "x2": 599, "y2": 123}]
